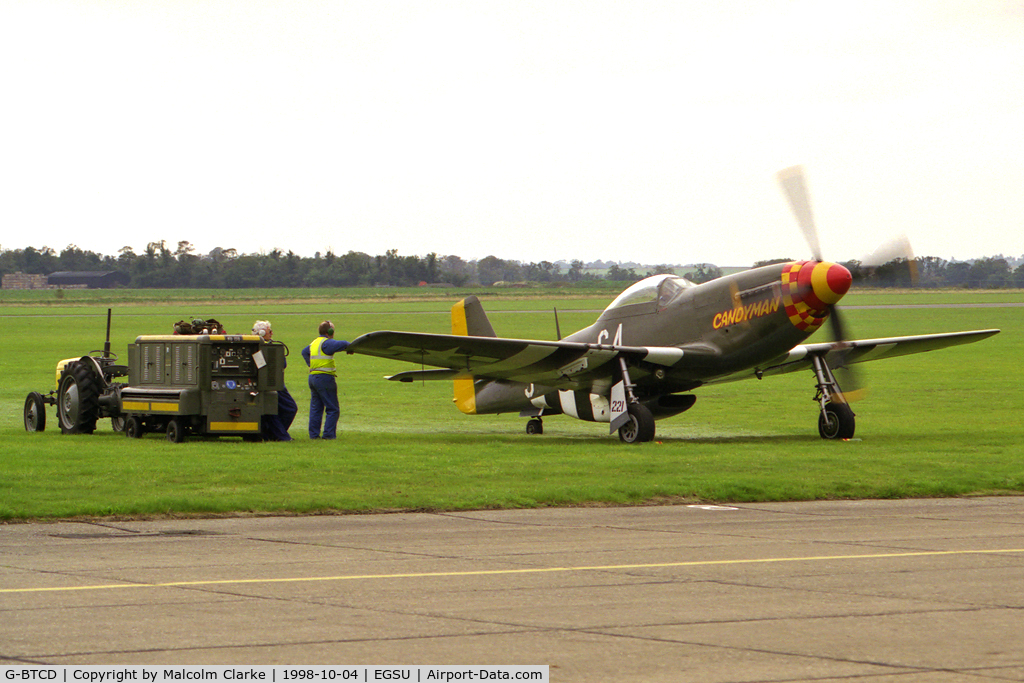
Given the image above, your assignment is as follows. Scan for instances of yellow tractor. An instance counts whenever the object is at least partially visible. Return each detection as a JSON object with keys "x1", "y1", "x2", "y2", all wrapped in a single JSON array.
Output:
[{"x1": 24, "y1": 309, "x2": 128, "y2": 435}]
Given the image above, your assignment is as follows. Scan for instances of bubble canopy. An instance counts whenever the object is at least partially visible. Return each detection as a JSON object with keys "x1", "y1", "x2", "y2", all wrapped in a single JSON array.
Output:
[{"x1": 603, "y1": 274, "x2": 695, "y2": 313}]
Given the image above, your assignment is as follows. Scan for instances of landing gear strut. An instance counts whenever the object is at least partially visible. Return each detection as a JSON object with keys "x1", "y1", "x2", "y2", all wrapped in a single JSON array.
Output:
[
  {"x1": 616, "y1": 357, "x2": 656, "y2": 443},
  {"x1": 810, "y1": 354, "x2": 855, "y2": 440}
]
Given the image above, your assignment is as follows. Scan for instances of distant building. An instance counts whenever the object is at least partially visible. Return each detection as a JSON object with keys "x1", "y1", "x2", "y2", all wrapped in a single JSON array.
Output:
[
  {"x1": 47, "y1": 271, "x2": 127, "y2": 289},
  {"x1": 1, "y1": 272, "x2": 50, "y2": 290}
]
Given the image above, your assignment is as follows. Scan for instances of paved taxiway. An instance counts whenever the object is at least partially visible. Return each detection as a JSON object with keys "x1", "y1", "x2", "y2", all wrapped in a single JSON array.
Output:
[{"x1": 3, "y1": 497, "x2": 1024, "y2": 681}]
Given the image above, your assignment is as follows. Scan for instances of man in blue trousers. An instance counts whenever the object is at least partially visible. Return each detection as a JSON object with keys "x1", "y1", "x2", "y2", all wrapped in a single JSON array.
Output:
[
  {"x1": 301, "y1": 320, "x2": 350, "y2": 439},
  {"x1": 253, "y1": 319, "x2": 297, "y2": 441}
]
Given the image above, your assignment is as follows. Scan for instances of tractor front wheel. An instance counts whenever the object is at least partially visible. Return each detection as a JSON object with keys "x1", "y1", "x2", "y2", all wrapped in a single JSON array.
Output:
[{"x1": 24, "y1": 392, "x2": 47, "y2": 432}]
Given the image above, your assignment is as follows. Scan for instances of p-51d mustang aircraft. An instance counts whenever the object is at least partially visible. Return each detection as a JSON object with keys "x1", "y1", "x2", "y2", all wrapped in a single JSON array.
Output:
[{"x1": 347, "y1": 167, "x2": 999, "y2": 442}]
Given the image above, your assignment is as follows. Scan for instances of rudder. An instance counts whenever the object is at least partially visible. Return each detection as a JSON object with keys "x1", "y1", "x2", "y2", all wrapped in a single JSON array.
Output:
[{"x1": 451, "y1": 296, "x2": 496, "y2": 414}]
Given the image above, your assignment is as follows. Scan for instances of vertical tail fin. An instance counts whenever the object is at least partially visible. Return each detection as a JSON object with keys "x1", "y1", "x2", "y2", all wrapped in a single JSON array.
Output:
[
  {"x1": 452, "y1": 295, "x2": 496, "y2": 337},
  {"x1": 451, "y1": 296, "x2": 495, "y2": 414}
]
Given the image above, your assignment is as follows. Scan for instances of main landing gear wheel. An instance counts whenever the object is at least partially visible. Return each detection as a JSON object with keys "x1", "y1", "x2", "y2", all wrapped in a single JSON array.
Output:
[
  {"x1": 24, "y1": 392, "x2": 47, "y2": 432},
  {"x1": 618, "y1": 403, "x2": 656, "y2": 444},
  {"x1": 57, "y1": 361, "x2": 100, "y2": 434},
  {"x1": 526, "y1": 418, "x2": 543, "y2": 435},
  {"x1": 818, "y1": 401, "x2": 855, "y2": 440},
  {"x1": 809, "y1": 353, "x2": 856, "y2": 441}
]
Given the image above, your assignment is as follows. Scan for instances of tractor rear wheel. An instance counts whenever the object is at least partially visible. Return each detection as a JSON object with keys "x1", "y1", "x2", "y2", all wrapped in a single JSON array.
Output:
[
  {"x1": 24, "y1": 392, "x2": 47, "y2": 432},
  {"x1": 57, "y1": 361, "x2": 101, "y2": 434}
]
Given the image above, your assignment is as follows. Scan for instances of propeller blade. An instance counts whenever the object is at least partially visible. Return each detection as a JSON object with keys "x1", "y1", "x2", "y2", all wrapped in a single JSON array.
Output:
[
  {"x1": 777, "y1": 165, "x2": 823, "y2": 261},
  {"x1": 828, "y1": 303, "x2": 849, "y2": 344},
  {"x1": 827, "y1": 304, "x2": 868, "y2": 402},
  {"x1": 860, "y1": 234, "x2": 919, "y2": 286},
  {"x1": 861, "y1": 234, "x2": 914, "y2": 267}
]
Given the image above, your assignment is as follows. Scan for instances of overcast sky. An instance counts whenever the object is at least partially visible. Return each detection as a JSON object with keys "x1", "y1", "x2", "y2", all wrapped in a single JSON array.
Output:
[{"x1": 3, "y1": 0, "x2": 1022, "y2": 267}]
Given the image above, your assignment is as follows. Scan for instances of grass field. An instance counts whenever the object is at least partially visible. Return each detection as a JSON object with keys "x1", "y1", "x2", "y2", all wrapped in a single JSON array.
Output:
[{"x1": 1, "y1": 287, "x2": 1021, "y2": 520}]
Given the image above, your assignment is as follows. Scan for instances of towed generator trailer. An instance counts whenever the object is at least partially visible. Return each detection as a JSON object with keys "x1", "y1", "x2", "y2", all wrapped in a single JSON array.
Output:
[{"x1": 24, "y1": 310, "x2": 286, "y2": 442}]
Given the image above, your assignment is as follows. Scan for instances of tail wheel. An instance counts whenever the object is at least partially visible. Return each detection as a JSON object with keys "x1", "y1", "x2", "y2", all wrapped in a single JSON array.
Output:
[
  {"x1": 618, "y1": 403, "x2": 656, "y2": 443},
  {"x1": 819, "y1": 401, "x2": 856, "y2": 440},
  {"x1": 57, "y1": 361, "x2": 100, "y2": 434},
  {"x1": 526, "y1": 418, "x2": 543, "y2": 435},
  {"x1": 24, "y1": 392, "x2": 47, "y2": 432}
]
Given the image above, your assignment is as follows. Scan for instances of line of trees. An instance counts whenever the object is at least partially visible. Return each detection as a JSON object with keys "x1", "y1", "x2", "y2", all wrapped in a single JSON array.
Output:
[
  {"x1": 2, "y1": 242, "x2": 1023, "y2": 289},
  {"x1": 0, "y1": 242, "x2": 684, "y2": 288}
]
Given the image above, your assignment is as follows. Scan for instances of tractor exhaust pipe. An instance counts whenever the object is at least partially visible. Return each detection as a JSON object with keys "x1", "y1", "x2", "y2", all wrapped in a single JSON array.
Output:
[{"x1": 103, "y1": 308, "x2": 112, "y2": 359}]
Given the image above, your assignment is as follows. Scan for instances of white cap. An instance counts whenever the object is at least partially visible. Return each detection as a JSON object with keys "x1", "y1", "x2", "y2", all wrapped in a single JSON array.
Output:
[{"x1": 252, "y1": 320, "x2": 272, "y2": 338}]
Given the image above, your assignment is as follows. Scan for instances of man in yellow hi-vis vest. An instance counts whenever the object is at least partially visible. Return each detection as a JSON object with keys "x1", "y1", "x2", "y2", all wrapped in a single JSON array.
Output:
[{"x1": 301, "y1": 320, "x2": 350, "y2": 439}]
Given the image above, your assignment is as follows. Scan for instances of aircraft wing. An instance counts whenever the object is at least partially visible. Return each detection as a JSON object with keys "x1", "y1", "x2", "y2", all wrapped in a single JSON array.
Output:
[
  {"x1": 347, "y1": 330, "x2": 684, "y2": 389},
  {"x1": 706, "y1": 329, "x2": 1001, "y2": 385}
]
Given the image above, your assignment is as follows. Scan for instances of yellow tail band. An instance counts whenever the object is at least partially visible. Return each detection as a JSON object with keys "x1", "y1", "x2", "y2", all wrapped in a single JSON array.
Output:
[{"x1": 451, "y1": 299, "x2": 476, "y2": 414}]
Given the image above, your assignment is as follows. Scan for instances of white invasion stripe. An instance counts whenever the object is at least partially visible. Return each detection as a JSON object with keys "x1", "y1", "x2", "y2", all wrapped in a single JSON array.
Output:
[
  {"x1": 559, "y1": 390, "x2": 579, "y2": 419},
  {"x1": 642, "y1": 346, "x2": 685, "y2": 366},
  {"x1": 784, "y1": 346, "x2": 809, "y2": 362},
  {"x1": 590, "y1": 394, "x2": 611, "y2": 423}
]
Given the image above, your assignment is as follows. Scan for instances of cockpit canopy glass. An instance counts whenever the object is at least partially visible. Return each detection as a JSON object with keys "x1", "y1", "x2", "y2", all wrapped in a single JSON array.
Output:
[{"x1": 603, "y1": 274, "x2": 695, "y2": 314}]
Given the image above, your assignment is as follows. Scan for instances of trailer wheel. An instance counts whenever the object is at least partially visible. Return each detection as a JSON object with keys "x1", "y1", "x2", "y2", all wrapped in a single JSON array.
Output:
[
  {"x1": 57, "y1": 361, "x2": 100, "y2": 434},
  {"x1": 166, "y1": 418, "x2": 186, "y2": 443},
  {"x1": 124, "y1": 416, "x2": 144, "y2": 438},
  {"x1": 24, "y1": 392, "x2": 47, "y2": 432}
]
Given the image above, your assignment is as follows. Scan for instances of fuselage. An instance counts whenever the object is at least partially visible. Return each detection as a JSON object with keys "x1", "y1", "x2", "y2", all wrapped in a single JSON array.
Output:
[
  {"x1": 467, "y1": 261, "x2": 852, "y2": 421},
  {"x1": 568, "y1": 260, "x2": 851, "y2": 382}
]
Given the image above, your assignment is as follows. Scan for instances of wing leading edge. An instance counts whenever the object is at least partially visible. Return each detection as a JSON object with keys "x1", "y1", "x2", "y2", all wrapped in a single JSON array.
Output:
[{"x1": 705, "y1": 329, "x2": 1001, "y2": 385}]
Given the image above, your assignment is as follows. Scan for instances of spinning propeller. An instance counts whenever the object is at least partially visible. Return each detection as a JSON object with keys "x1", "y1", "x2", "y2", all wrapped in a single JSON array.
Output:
[
  {"x1": 860, "y1": 234, "x2": 919, "y2": 286},
  {"x1": 776, "y1": 165, "x2": 865, "y2": 401}
]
